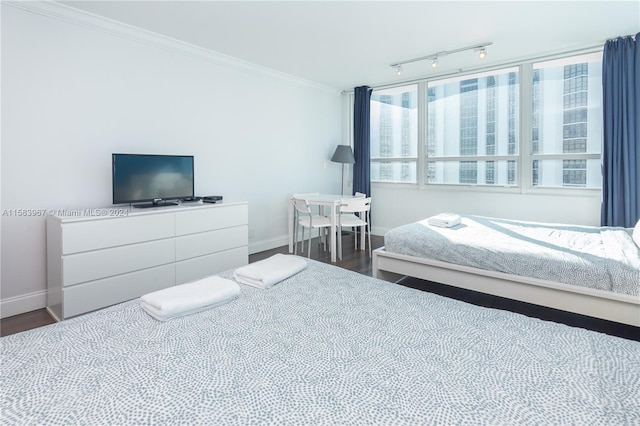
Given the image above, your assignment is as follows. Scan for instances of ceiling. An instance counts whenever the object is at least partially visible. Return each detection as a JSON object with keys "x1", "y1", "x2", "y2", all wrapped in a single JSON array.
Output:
[{"x1": 59, "y1": 1, "x2": 640, "y2": 90}]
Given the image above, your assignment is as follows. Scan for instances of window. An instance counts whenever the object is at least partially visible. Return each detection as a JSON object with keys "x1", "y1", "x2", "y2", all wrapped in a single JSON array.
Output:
[
  {"x1": 531, "y1": 52, "x2": 602, "y2": 188},
  {"x1": 425, "y1": 67, "x2": 519, "y2": 185},
  {"x1": 364, "y1": 51, "x2": 603, "y2": 190},
  {"x1": 370, "y1": 85, "x2": 418, "y2": 183}
]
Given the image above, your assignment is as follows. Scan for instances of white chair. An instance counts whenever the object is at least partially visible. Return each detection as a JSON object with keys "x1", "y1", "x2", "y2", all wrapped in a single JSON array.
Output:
[
  {"x1": 339, "y1": 192, "x2": 366, "y2": 224},
  {"x1": 292, "y1": 192, "x2": 327, "y2": 248},
  {"x1": 338, "y1": 197, "x2": 372, "y2": 258},
  {"x1": 293, "y1": 198, "x2": 332, "y2": 258}
]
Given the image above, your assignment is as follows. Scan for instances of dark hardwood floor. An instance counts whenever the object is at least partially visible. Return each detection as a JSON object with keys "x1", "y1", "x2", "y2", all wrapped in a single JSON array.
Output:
[
  {"x1": 0, "y1": 309, "x2": 57, "y2": 337},
  {"x1": 0, "y1": 233, "x2": 385, "y2": 337},
  {"x1": 251, "y1": 233, "x2": 385, "y2": 277},
  {"x1": 3, "y1": 232, "x2": 637, "y2": 342}
]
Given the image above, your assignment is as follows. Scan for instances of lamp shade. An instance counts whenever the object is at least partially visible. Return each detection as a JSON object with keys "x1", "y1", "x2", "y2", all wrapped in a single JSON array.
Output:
[{"x1": 331, "y1": 145, "x2": 355, "y2": 164}]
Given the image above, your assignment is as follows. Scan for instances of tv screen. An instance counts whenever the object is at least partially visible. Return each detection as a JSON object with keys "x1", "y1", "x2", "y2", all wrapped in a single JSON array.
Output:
[{"x1": 112, "y1": 154, "x2": 194, "y2": 206}]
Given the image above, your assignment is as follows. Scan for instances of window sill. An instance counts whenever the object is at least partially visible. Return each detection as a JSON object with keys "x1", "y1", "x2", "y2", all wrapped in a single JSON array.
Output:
[{"x1": 372, "y1": 181, "x2": 601, "y2": 197}]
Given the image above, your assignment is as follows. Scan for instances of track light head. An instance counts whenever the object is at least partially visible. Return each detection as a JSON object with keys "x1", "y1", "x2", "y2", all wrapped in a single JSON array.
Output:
[
  {"x1": 431, "y1": 57, "x2": 438, "y2": 68},
  {"x1": 479, "y1": 48, "x2": 487, "y2": 59},
  {"x1": 396, "y1": 65, "x2": 402, "y2": 76}
]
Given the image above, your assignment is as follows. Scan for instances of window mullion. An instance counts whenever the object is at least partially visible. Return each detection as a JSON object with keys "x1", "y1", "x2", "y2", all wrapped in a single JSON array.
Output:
[
  {"x1": 417, "y1": 81, "x2": 427, "y2": 188},
  {"x1": 519, "y1": 63, "x2": 533, "y2": 193}
]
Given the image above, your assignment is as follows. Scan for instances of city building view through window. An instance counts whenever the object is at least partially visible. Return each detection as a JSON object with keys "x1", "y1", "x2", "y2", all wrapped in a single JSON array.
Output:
[{"x1": 369, "y1": 52, "x2": 603, "y2": 189}]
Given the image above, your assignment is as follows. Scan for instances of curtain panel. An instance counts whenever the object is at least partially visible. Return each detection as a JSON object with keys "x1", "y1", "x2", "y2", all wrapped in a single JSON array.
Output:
[
  {"x1": 353, "y1": 86, "x2": 372, "y2": 198},
  {"x1": 601, "y1": 33, "x2": 640, "y2": 228}
]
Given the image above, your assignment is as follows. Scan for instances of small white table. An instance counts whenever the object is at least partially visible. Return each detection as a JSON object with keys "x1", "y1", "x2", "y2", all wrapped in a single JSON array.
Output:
[{"x1": 288, "y1": 193, "x2": 358, "y2": 262}]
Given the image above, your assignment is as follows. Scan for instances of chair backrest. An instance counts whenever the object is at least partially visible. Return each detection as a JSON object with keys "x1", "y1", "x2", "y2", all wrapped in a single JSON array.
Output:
[
  {"x1": 340, "y1": 197, "x2": 371, "y2": 214},
  {"x1": 292, "y1": 192, "x2": 319, "y2": 216},
  {"x1": 293, "y1": 198, "x2": 312, "y2": 215}
]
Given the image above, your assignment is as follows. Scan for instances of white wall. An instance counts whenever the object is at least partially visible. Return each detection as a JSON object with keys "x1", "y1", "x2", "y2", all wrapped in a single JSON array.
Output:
[
  {"x1": 0, "y1": 3, "x2": 342, "y2": 316},
  {"x1": 370, "y1": 184, "x2": 601, "y2": 236}
]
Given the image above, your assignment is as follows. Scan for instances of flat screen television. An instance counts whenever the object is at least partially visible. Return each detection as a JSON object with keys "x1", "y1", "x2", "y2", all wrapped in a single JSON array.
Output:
[{"x1": 112, "y1": 153, "x2": 194, "y2": 208}]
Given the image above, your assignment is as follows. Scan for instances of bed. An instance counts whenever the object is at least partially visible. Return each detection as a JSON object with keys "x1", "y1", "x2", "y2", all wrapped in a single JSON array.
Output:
[
  {"x1": 2, "y1": 259, "x2": 640, "y2": 425},
  {"x1": 373, "y1": 215, "x2": 640, "y2": 327}
]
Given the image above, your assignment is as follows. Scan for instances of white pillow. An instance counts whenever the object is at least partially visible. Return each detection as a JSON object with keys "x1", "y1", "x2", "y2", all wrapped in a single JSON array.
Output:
[{"x1": 633, "y1": 219, "x2": 640, "y2": 248}]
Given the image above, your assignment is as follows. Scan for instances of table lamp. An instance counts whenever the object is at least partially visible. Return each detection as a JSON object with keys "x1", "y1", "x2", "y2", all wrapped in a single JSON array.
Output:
[{"x1": 331, "y1": 145, "x2": 356, "y2": 196}]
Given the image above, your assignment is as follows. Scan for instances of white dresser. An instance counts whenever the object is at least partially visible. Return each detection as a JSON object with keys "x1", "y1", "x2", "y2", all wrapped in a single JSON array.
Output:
[{"x1": 46, "y1": 202, "x2": 248, "y2": 321}]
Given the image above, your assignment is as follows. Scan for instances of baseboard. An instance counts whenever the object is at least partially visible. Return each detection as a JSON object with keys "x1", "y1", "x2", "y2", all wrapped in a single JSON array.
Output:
[
  {"x1": 0, "y1": 290, "x2": 47, "y2": 319},
  {"x1": 371, "y1": 226, "x2": 389, "y2": 236},
  {"x1": 248, "y1": 236, "x2": 289, "y2": 255}
]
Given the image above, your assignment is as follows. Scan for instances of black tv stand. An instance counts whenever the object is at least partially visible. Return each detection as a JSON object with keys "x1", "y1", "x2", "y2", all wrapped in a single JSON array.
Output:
[{"x1": 133, "y1": 200, "x2": 179, "y2": 209}]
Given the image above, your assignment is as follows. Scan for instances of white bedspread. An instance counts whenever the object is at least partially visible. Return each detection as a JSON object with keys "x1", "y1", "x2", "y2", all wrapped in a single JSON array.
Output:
[
  {"x1": 384, "y1": 215, "x2": 640, "y2": 296},
  {"x1": 1, "y1": 260, "x2": 639, "y2": 425}
]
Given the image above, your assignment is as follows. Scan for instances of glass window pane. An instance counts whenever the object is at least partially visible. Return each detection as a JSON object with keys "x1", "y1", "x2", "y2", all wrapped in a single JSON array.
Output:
[
  {"x1": 371, "y1": 161, "x2": 417, "y2": 183},
  {"x1": 427, "y1": 160, "x2": 518, "y2": 185},
  {"x1": 531, "y1": 159, "x2": 600, "y2": 188},
  {"x1": 532, "y1": 53, "x2": 602, "y2": 156},
  {"x1": 370, "y1": 85, "x2": 418, "y2": 160},
  {"x1": 370, "y1": 84, "x2": 418, "y2": 183},
  {"x1": 426, "y1": 67, "x2": 519, "y2": 159}
]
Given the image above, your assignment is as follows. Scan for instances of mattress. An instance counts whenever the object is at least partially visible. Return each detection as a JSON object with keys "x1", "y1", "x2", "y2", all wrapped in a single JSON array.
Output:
[
  {"x1": 384, "y1": 215, "x2": 640, "y2": 296},
  {"x1": 2, "y1": 260, "x2": 639, "y2": 425}
]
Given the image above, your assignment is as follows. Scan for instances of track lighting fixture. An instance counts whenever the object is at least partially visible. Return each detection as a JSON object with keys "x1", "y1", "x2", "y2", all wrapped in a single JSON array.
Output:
[{"x1": 390, "y1": 42, "x2": 492, "y2": 75}]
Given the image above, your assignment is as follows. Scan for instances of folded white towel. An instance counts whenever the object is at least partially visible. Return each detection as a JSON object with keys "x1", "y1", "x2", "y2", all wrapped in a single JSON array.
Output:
[
  {"x1": 427, "y1": 213, "x2": 462, "y2": 228},
  {"x1": 233, "y1": 254, "x2": 307, "y2": 289},
  {"x1": 140, "y1": 275, "x2": 240, "y2": 321}
]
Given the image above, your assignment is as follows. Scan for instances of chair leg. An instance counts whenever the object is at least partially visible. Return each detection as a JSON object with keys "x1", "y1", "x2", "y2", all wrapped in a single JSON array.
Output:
[
  {"x1": 321, "y1": 229, "x2": 327, "y2": 250},
  {"x1": 293, "y1": 221, "x2": 298, "y2": 255},
  {"x1": 306, "y1": 228, "x2": 312, "y2": 258},
  {"x1": 367, "y1": 224, "x2": 372, "y2": 258}
]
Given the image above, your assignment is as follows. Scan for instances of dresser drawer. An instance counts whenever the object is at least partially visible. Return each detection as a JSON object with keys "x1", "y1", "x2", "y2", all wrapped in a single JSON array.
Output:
[
  {"x1": 63, "y1": 264, "x2": 175, "y2": 318},
  {"x1": 175, "y1": 204, "x2": 248, "y2": 236},
  {"x1": 61, "y1": 214, "x2": 174, "y2": 254},
  {"x1": 175, "y1": 226, "x2": 248, "y2": 261},
  {"x1": 62, "y1": 239, "x2": 175, "y2": 286}
]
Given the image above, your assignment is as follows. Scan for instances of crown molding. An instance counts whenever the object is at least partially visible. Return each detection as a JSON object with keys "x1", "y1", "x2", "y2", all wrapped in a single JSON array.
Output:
[{"x1": 4, "y1": 1, "x2": 340, "y2": 94}]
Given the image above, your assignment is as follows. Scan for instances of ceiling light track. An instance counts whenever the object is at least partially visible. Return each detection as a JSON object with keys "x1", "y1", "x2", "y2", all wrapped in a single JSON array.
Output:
[{"x1": 390, "y1": 42, "x2": 493, "y2": 74}]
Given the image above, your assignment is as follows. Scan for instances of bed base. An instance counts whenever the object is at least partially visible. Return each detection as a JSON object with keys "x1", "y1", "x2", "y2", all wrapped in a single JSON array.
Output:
[{"x1": 373, "y1": 247, "x2": 640, "y2": 327}]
